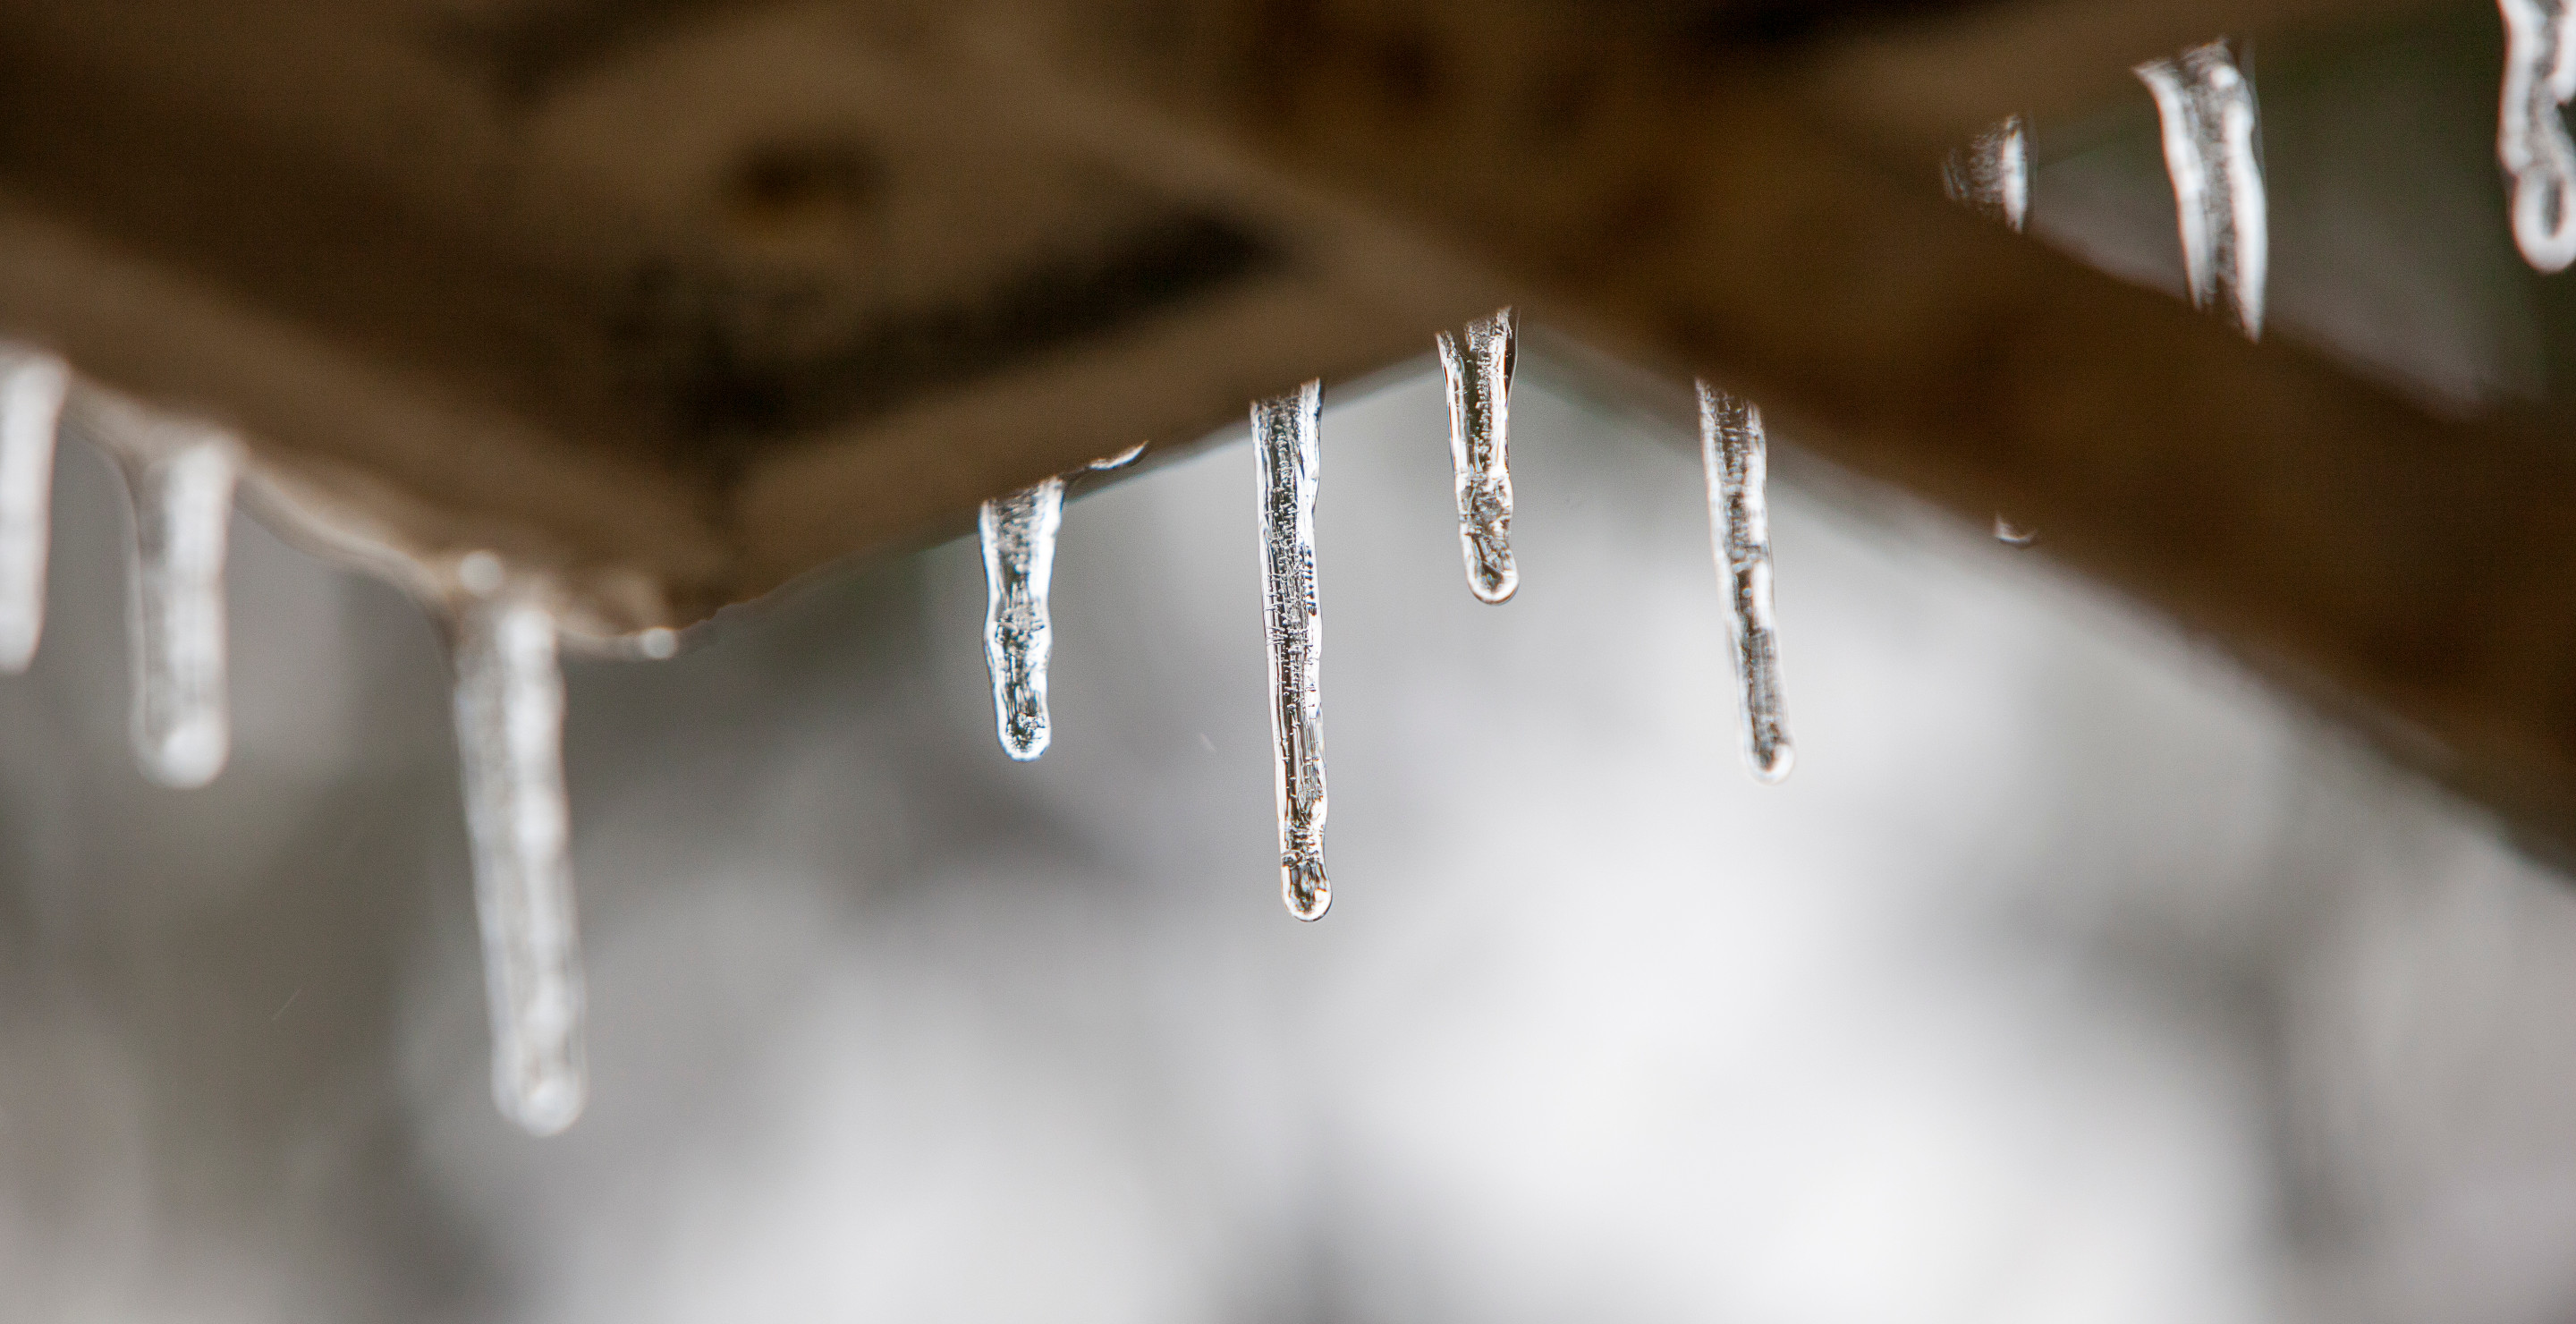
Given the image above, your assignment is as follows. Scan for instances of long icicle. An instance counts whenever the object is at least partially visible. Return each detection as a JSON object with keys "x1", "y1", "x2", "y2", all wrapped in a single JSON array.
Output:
[
  {"x1": 1253, "y1": 383, "x2": 1329, "y2": 921},
  {"x1": 88, "y1": 396, "x2": 242, "y2": 790},
  {"x1": 2501, "y1": 0, "x2": 2576, "y2": 271},
  {"x1": 1697, "y1": 384, "x2": 1792, "y2": 784},
  {"x1": 0, "y1": 349, "x2": 67, "y2": 673},
  {"x1": 2136, "y1": 40, "x2": 2267, "y2": 339},
  {"x1": 451, "y1": 554, "x2": 587, "y2": 1135},
  {"x1": 1943, "y1": 115, "x2": 2029, "y2": 232},
  {"x1": 1436, "y1": 309, "x2": 1519, "y2": 604},
  {"x1": 980, "y1": 476, "x2": 1065, "y2": 760}
]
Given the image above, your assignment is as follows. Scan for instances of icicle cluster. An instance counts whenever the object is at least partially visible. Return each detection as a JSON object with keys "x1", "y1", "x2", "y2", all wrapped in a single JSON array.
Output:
[
  {"x1": 450, "y1": 553, "x2": 589, "y2": 1136},
  {"x1": 1253, "y1": 383, "x2": 1331, "y2": 921},
  {"x1": 1436, "y1": 309, "x2": 1519, "y2": 604},
  {"x1": 2137, "y1": 40, "x2": 2267, "y2": 339}
]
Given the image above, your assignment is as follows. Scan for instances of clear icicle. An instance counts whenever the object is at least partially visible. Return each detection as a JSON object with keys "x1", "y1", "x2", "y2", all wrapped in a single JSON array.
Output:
[
  {"x1": 1436, "y1": 308, "x2": 1519, "y2": 604},
  {"x1": 1943, "y1": 115, "x2": 2029, "y2": 232},
  {"x1": 980, "y1": 476, "x2": 1065, "y2": 760},
  {"x1": 105, "y1": 415, "x2": 242, "y2": 789},
  {"x1": 2500, "y1": 0, "x2": 2576, "y2": 271},
  {"x1": 0, "y1": 349, "x2": 67, "y2": 673},
  {"x1": 451, "y1": 556, "x2": 587, "y2": 1135},
  {"x1": 2136, "y1": 40, "x2": 2267, "y2": 339},
  {"x1": 1697, "y1": 383, "x2": 1793, "y2": 784},
  {"x1": 1252, "y1": 382, "x2": 1329, "y2": 920}
]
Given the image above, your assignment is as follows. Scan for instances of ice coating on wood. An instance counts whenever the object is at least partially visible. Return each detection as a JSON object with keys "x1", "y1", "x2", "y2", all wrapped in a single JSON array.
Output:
[
  {"x1": 0, "y1": 350, "x2": 66, "y2": 673},
  {"x1": 2137, "y1": 41, "x2": 2267, "y2": 339},
  {"x1": 1943, "y1": 115, "x2": 2029, "y2": 232},
  {"x1": 109, "y1": 419, "x2": 241, "y2": 788},
  {"x1": 1436, "y1": 309, "x2": 1518, "y2": 604},
  {"x1": 1253, "y1": 382, "x2": 1329, "y2": 920},
  {"x1": 452, "y1": 560, "x2": 587, "y2": 1135},
  {"x1": 980, "y1": 476, "x2": 1065, "y2": 760},
  {"x1": 1697, "y1": 384, "x2": 1792, "y2": 784},
  {"x1": 2501, "y1": 0, "x2": 2576, "y2": 271}
]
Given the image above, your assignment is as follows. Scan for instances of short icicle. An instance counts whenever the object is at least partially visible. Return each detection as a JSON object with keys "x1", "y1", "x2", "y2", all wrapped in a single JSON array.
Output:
[
  {"x1": 1435, "y1": 309, "x2": 1518, "y2": 603},
  {"x1": 1943, "y1": 115, "x2": 2029, "y2": 232},
  {"x1": 2500, "y1": 0, "x2": 2576, "y2": 271},
  {"x1": 980, "y1": 477, "x2": 1065, "y2": 760},
  {"x1": 1253, "y1": 383, "x2": 1329, "y2": 920},
  {"x1": 0, "y1": 348, "x2": 68, "y2": 673},
  {"x1": 450, "y1": 553, "x2": 587, "y2": 1135},
  {"x1": 2136, "y1": 40, "x2": 2267, "y2": 338},
  {"x1": 1697, "y1": 384, "x2": 1793, "y2": 784},
  {"x1": 85, "y1": 394, "x2": 242, "y2": 789}
]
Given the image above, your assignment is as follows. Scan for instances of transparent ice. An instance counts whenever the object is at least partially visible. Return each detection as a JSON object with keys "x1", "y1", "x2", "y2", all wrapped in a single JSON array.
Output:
[
  {"x1": 2137, "y1": 40, "x2": 2267, "y2": 338},
  {"x1": 1943, "y1": 115, "x2": 2029, "y2": 232},
  {"x1": 2501, "y1": 0, "x2": 2576, "y2": 271},
  {"x1": 0, "y1": 349, "x2": 66, "y2": 673},
  {"x1": 1253, "y1": 382, "x2": 1329, "y2": 920},
  {"x1": 85, "y1": 396, "x2": 242, "y2": 790},
  {"x1": 1436, "y1": 309, "x2": 1518, "y2": 604},
  {"x1": 980, "y1": 476, "x2": 1065, "y2": 760},
  {"x1": 1697, "y1": 384, "x2": 1793, "y2": 784},
  {"x1": 452, "y1": 556, "x2": 587, "y2": 1135}
]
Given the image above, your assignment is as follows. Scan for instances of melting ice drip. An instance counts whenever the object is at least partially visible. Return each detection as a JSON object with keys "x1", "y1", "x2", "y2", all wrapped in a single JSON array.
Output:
[
  {"x1": 1253, "y1": 383, "x2": 1329, "y2": 920},
  {"x1": 0, "y1": 350, "x2": 67, "y2": 673},
  {"x1": 1696, "y1": 384, "x2": 1793, "y2": 784},
  {"x1": 1943, "y1": 115, "x2": 2029, "y2": 232},
  {"x1": 2136, "y1": 41, "x2": 2267, "y2": 339},
  {"x1": 2502, "y1": 0, "x2": 2576, "y2": 271},
  {"x1": 451, "y1": 553, "x2": 587, "y2": 1135},
  {"x1": 1435, "y1": 309, "x2": 1519, "y2": 604},
  {"x1": 980, "y1": 477, "x2": 1065, "y2": 760},
  {"x1": 81, "y1": 395, "x2": 244, "y2": 790}
]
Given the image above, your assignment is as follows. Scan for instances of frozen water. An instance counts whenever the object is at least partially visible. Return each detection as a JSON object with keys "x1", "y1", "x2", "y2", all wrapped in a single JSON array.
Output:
[
  {"x1": 1994, "y1": 517, "x2": 2038, "y2": 547},
  {"x1": 1697, "y1": 384, "x2": 1793, "y2": 783},
  {"x1": 0, "y1": 348, "x2": 66, "y2": 672},
  {"x1": 980, "y1": 477, "x2": 1065, "y2": 761},
  {"x1": 1253, "y1": 382, "x2": 1329, "y2": 920},
  {"x1": 2137, "y1": 41, "x2": 2267, "y2": 338},
  {"x1": 1436, "y1": 309, "x2": 1519, "y2": 604},
  {"x1": 2501, "y1": 0, "x2": 2576, "y2": 270},
  {"x1": 451, "y1": 560, "x2": 587, "y2": 1135},
  {"x1": 82, "y1": 395, "x2": 242, "y2": 789},
  {"x1": 1944, "y1": 116, "x2": 2029, "y2": 232}
]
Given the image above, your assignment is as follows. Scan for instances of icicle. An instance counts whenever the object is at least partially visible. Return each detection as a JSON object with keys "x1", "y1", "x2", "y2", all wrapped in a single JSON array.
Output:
[
  {"x1": 1435, "y1": 308, "x2": 1518, "y2": 604},
  {"x1": 0, "y1": 350, "x2": 67, "y2": 673},
  {"x1": 1252, "y1": 383, "x2": 1329, "y2": 920},
  {"x1": 1942, "y1": 115, "x2": 2029, "y2": 232},
  {"x1": 1697, "y1": 384, "x2": 1792, "y2": 784},
  {"x1": 88, "y1": 402, "x2": 242, "y2": 790},
  {"x1": 979, "y1": 477, "x2": 1065, "y2": 760},
  {"x1": 451, "y1": 553, "x2": 587, "y2": 1135},
  {"x1": 2136, "y1": 40, "x2": 2267, "y2": 338},
  {"x1": 2501, "y1": 0, "x2": 2576, "y2": 271}
]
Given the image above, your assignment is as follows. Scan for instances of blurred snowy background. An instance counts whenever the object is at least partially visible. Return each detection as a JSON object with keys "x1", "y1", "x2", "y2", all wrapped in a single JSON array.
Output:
[{"x1": 9, "y1": 7, "x2": 2576, "y2": 1322}]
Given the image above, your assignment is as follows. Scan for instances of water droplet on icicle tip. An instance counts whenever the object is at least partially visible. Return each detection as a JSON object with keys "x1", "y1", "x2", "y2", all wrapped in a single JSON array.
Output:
[
  {"x1": 2137, "y1": 40, "x2": 2267, "y2": 339},
  {"x1": 1436, "y1": 308, "x2": 1519, "y2": 604},
  {"x1": 1252, "y1": 382, "x2": 1329, "y2": 920},
  {"x1": 1943, "y1": 115, "x2": 2029, "y2": 233},
  {"x1": 1697, "y1": 383, "x2": 1793, "y2": 785},
  {"x1": 0, "y1": 348, "x2": 67, "y2": 673},
  {"x1": 450, "y1": 563, "x2": 587, "y2": 1135},
  {"x1": 979, "y1": 477, "x2": 1064, "y2": 760},
  {"x1": 80, "y1": 393, "x2": 242, "y2": 790},
  {"x1": 1994, "y1": 516, "x2": 2037, "y2": 546},
  {"x1": 2501, "y1": 0, "x2": 2576, "y2": 271}
]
